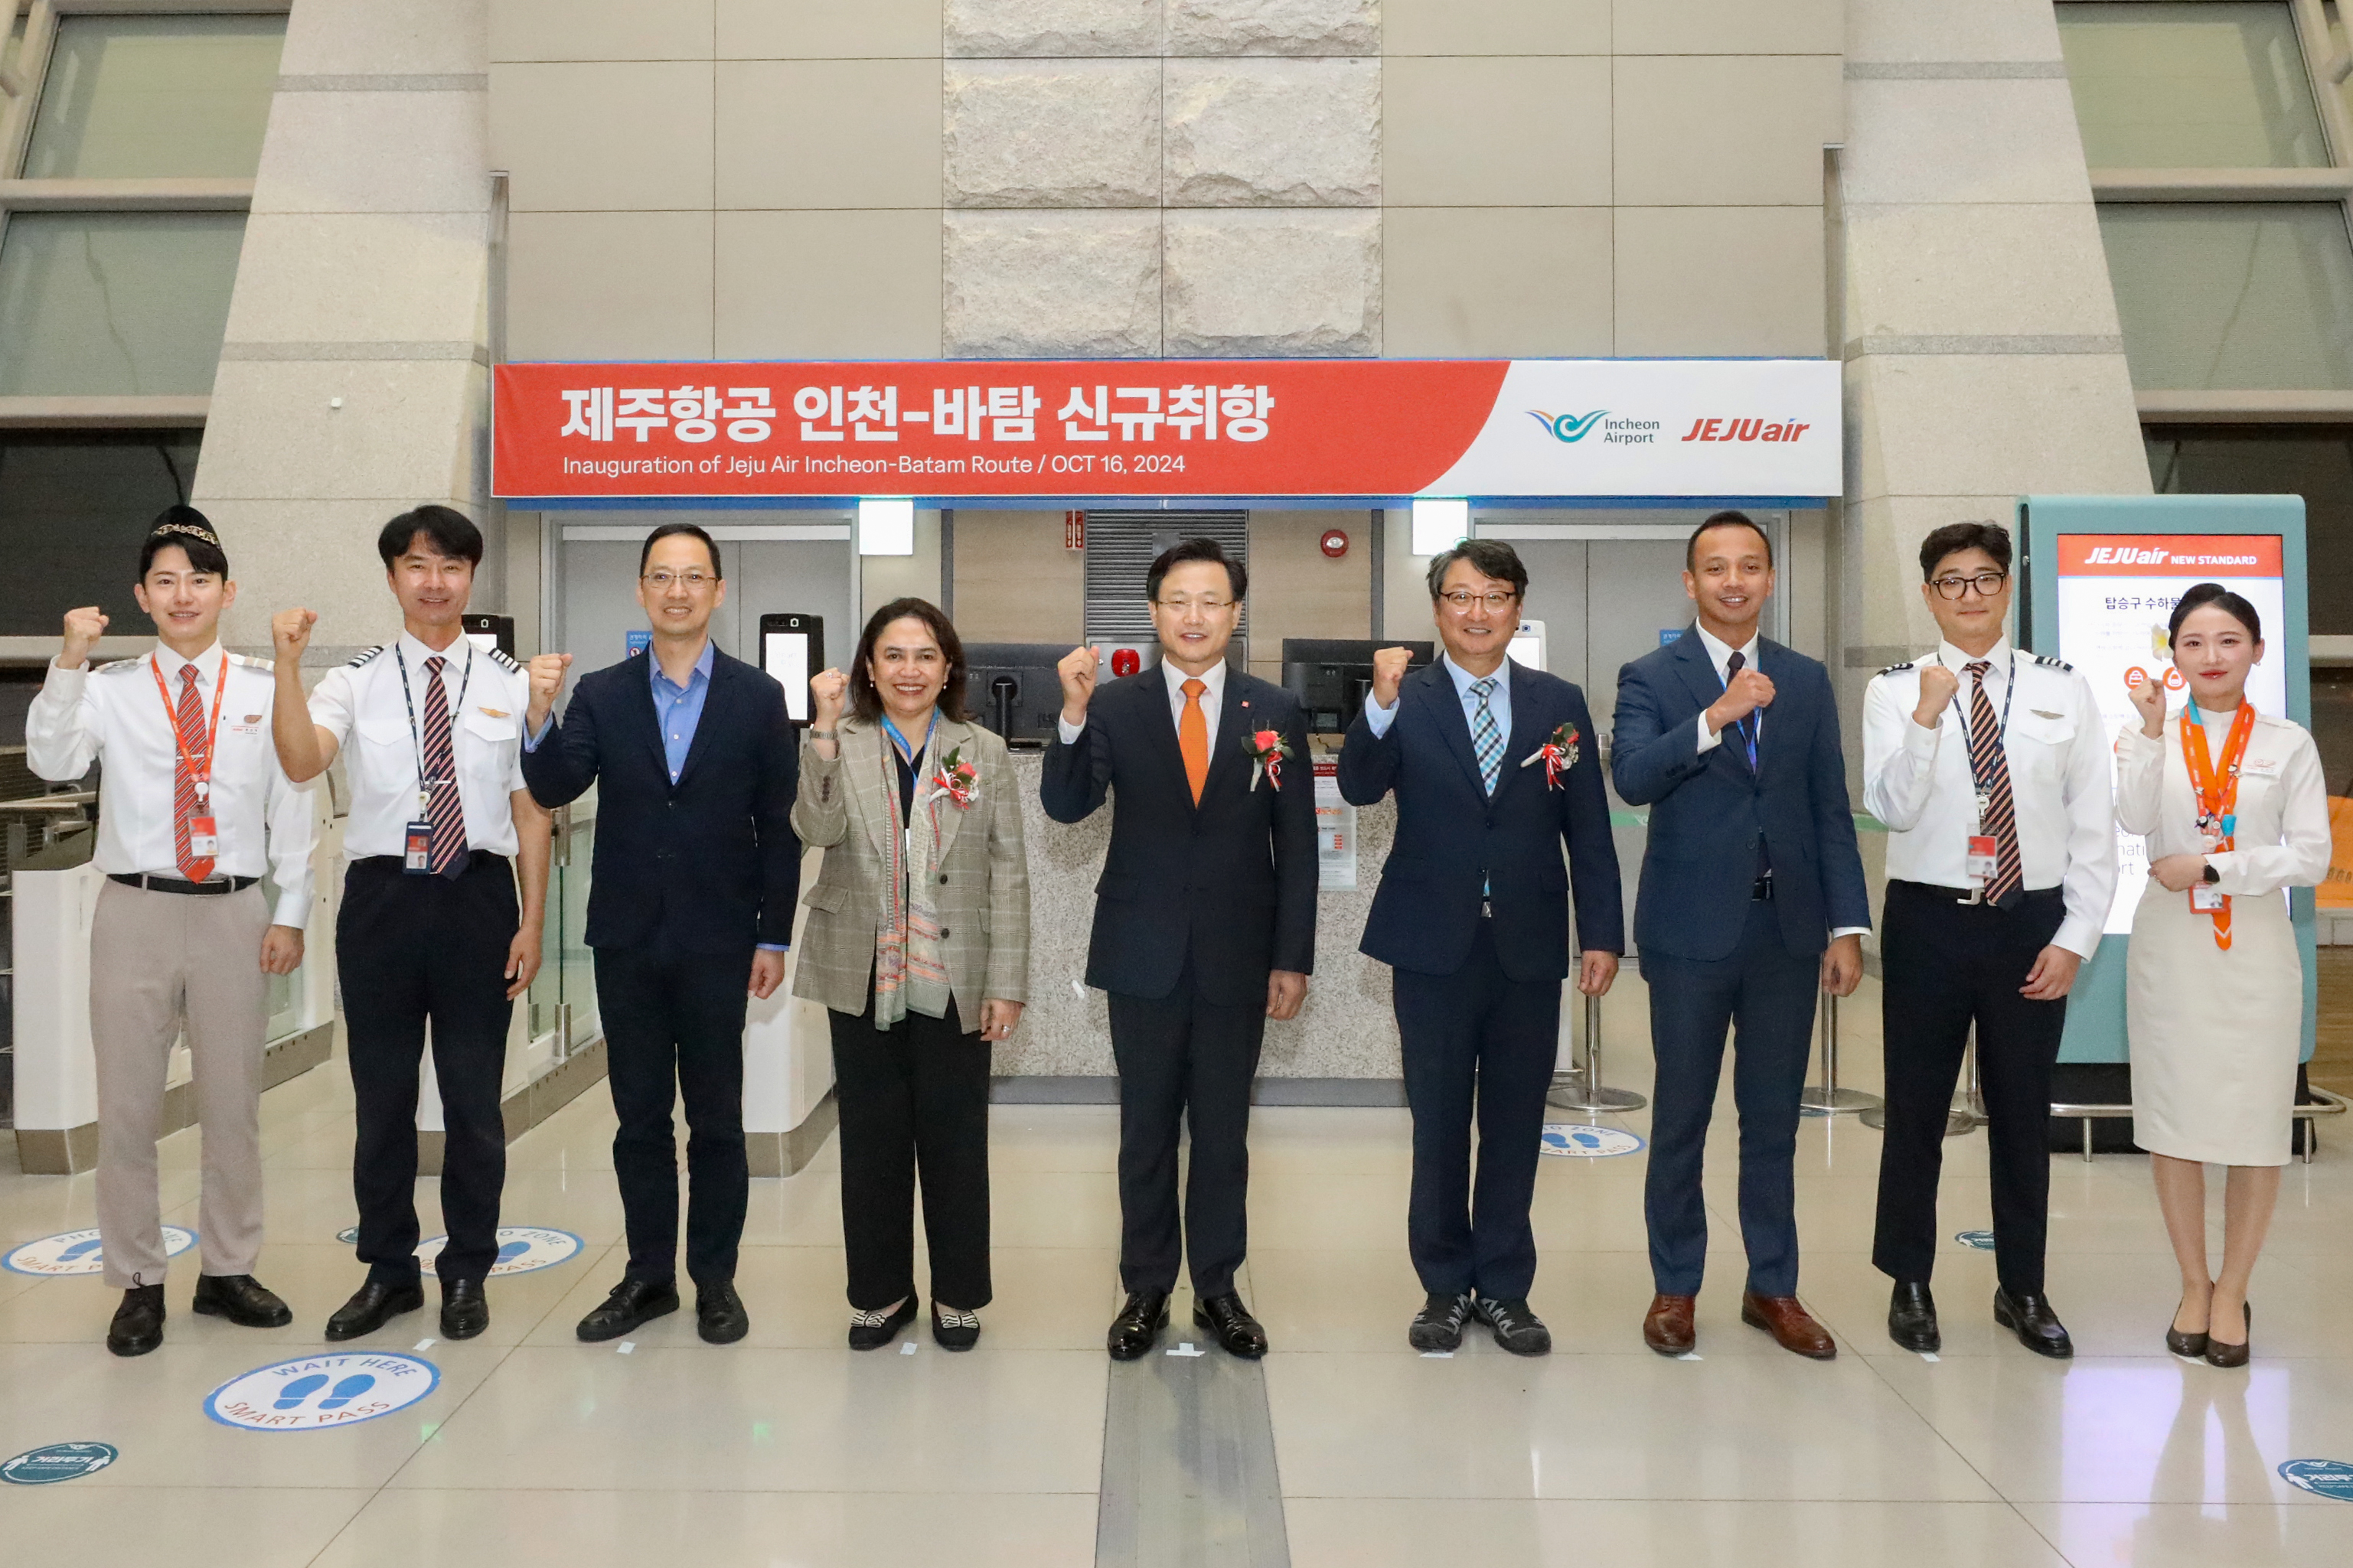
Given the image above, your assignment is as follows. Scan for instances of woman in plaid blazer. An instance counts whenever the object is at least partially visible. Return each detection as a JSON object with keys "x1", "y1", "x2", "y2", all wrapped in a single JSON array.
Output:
[{"x1": 791, "y1": 598, "x2": 1029, "y2": 1351}]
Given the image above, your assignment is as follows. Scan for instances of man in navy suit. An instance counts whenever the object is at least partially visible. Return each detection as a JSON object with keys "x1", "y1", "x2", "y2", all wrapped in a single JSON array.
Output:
[
  {"x1": 1338, "y1": 539, "x2": 1623, "y2": 1355},
  {"x1": 521, "y1": 523, "x2": 800, "y2": 1346},
  {"x1": 1611, "y1": 510, "x2": 1868, "y2": 1360}
]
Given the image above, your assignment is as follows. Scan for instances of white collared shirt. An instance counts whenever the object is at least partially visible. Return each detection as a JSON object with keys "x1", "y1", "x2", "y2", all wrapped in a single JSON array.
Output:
[
  {"x1": 1862, "y1": 637, "x2": 2118, "y2": 957},
  {"x1": 1056, "y1": 657, "x2": 1228, "y2": 744},
  {"x1": 1690, "y1": 624, "x2": 1760, "y2": 756},
  {"x1": 306, "y1": 631, "x2": 530, "y2": 859},
  {"x1": 26, "y1": 641, "x2": 318, "y2": 925}
]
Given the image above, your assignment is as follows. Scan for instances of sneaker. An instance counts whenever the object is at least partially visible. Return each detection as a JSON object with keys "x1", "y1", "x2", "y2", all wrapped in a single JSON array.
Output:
[
  {"x1": 1475, "y1": 1295, "x2": 1552, "y2": 1356},
  {"x1": 1409, "y1": 1291, "x2": 1474, "y2": 1352}
]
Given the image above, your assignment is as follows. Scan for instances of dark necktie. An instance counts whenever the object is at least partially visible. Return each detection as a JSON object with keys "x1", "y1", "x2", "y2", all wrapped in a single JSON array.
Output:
[
  {"x1": 1964, "y1": 660, "x2": 2023, "y2": 908},
  {"x1": 422, "y1": 656, "x2": 469, "y2": 878},
  {"x1": 1723, "y1": 650, "x2": 1757, "y2": 771}
]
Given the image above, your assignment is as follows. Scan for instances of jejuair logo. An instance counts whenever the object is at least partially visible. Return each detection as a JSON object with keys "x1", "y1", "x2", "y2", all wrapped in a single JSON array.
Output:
[{"x1": 1529, "y1": 409, "x2": 1608, "y2": 443}]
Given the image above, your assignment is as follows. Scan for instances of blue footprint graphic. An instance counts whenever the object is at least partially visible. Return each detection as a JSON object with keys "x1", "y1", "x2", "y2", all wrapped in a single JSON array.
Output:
[
  {"x1": 317, "y1": 1374, "x2": 376, "y2": 1410},
  {"x1": 494, "y1": 1239, "x2": 529, "y2": 1267},
  {"x1": 275, "y1": 1373, "x2": 328, "y2": 1410},
  {"x1": 57, "y1": 1238, "x2": 104, "y2": 1263}
]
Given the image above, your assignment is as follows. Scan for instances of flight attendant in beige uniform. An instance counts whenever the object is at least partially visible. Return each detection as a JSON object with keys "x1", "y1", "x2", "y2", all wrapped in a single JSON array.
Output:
[{"x1": 2119, "y1": 582, "x2": 2329, "y2": 1368}]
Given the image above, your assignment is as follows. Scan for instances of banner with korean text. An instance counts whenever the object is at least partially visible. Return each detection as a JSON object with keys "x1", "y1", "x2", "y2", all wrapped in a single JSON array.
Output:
[{"x1": 494, "y1": 359, "x2": 1841, "y2": 501}]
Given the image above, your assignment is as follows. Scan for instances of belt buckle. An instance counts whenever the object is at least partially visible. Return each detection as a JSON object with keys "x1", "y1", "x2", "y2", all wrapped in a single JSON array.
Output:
[{"x1": 1480, "y1": 898, "x2": 1493, "y2": 921}]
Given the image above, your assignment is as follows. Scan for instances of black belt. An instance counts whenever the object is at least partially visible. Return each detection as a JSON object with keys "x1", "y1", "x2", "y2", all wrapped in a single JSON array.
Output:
[
  {"x1": 109, "y1": 873, "x2": 259, "y2": 896},
  {"x1": 1889, "y1": 879, "x2": 2061, "y2": 909},
  {"x1": 354, "y1": 851, "x2": 511, "y2": 873}
]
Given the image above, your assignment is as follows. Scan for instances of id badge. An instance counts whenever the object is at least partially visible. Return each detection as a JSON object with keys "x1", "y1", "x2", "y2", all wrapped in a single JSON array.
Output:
[
  {"x1": 403, "y1": 820, "x2": 432, "y2": 874},
  {"x1": 1964, "y1": 834, "x2": 1999, "y2": 882},
  {"x1": 2191, "y1": 882, "x2": 2226, "y2": 913},
  {"x1": 186, "y1": 816, "x2": 218, "y2": 859}
]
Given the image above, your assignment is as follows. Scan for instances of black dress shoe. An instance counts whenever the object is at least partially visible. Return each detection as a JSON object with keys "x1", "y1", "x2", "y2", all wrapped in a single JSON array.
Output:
[
  {"x1": 576, "y1": 1276, "x2": 680, "y2": 1342},
  {"x1": 696, "y1": 1278, "x2": 749, "y2": 1345},
  {"x1": 192, "y1": 1273, "x2": 292, "y2": 1328},
  {"x1": 848, "y1": 1297, "x2": 918, "y2": 1351},
  {"x1": 2205, "y1": 1299, "x2": 2251, "y2": 1369},
  {"x1": 1888, "y1": 1280, "x2": 1940, "y2": 1354},
  {"x1": 440, "y1": 1277, "x2": 489, "y2": 1341},
  {"x1": 1193, "y1": 1292, "x2": 1268, "y2": 1358},
  {"x1": 107, "y1": 1284, "x2": 165, "y2": 1357},
  {"x1": 1476, "y1": 1295, "x2": 1552, "y2": 1356},
  {"x1": 1107, "y1": 1290, "x2": 1170, "y2": 1361},
  {"x1": 1410, "y1": 1291, "x2": 1473, "y2": 1352},
  {"x1": 1992, "y1": 1287, "x2": 2073, "y2": 1359},
  {"x1": 325, "y1": 1278, "x2": 425, "y2": 1341}
]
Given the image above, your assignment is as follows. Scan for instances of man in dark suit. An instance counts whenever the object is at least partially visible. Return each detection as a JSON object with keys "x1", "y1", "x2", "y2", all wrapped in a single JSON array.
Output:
[
  {"x1": 520, "y1": 522, "x2": 800, "y2": 1345},
  {"x1": 1041, "y1": 538, "x2": 1315, "y2": 1361},
  {"x1": 1611, "y1": 510, "x2": 1868, "y2": 1360},
  {"x1": 1338, "y1": 539, "x2": 1623, "y2": 1356}
]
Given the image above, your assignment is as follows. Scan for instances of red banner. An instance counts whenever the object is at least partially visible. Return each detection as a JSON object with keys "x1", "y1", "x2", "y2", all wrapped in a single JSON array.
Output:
[{"x1": 2055, "y1": 534, "x2": 2284, "y2": 577}]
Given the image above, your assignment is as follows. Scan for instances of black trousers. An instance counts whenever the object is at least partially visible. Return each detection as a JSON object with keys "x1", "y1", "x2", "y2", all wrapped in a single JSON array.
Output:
[
  {"x1": 1393, "y1": 921, "x2": 1560, "y2": 1301},
  {"x1": 338, "y1": 855, "x2": 517, "y2": 1286},
  {"x1": 1643, "y1": 900, "x2": 1820, "y2": 1298},
  {"x1": 831, "y1": 993, "x2": 993, "y2": 1311},
  {"x1": 1875, "y1": 880, "x2": 2069, "y2": 1295},
  {"x1": 595, "y1": 943, "x2": 752, "y2": 1286},
  {"x1": 1107, "y1": 960, "x2": 1266, "y2": 1298}
]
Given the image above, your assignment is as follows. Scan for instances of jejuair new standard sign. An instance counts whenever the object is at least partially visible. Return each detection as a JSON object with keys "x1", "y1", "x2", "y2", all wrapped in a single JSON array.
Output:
[{"x1": 494, "y1": 358, "x2": 1842, "y2": 501}]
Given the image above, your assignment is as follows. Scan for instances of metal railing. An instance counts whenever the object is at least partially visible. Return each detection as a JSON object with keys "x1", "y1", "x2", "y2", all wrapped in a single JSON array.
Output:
[{"x1": 1547, "y1": 990, "x2": 1646, "y2": 1113}]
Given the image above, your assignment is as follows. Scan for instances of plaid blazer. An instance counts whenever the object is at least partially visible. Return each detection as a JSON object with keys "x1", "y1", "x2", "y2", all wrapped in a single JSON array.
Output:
[{"x1": 787, "y1": 714, "x2": 1031, "y2": 1019}]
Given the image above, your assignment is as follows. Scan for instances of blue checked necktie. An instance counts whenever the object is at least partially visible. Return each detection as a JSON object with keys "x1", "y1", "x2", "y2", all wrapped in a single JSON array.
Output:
[
  {"x1": 422, "y1": 656, "x2": 469, "y2": 879},
  {"x1": 1470, "y1": 676, "x2": 1503, "y2": 797}
]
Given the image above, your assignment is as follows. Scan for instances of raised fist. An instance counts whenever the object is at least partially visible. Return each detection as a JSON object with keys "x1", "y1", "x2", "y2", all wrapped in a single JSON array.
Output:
[
  {"x1": 1710, "y1": 667, "x2": 1776, "y2": 732},
  {"x1": 1057, "y1": 644, "x2": 1102, "y2": 725},
  {"x1": 2129, "y1": 672, "x2": 2167, "y2": 736},
  {"x1": 1369, "y1": 645, "x2": 1413, "y2": 709},
  {"x1": 271, "y1": 607, "x2": 318, "y2": 662},
  {"x1": 525, "y1": 653, "x2": 572, "y2": 727},
  {"x1": 60, "y1": 606, "x2": 109, "y2": 669},
  {"x1": 1913, "y1": 663, "x2": 1960, "y2": 728},
  {"x1": 809, "y1": 667, "x2": 850, "y2": 728}
]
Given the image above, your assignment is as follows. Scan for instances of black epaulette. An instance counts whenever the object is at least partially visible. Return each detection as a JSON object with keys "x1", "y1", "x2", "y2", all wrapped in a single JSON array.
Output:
[
  {"x1": 347, "y1": 645, "x2": 386, "y2": 667},
  {"x1": 485, "y1": 647, "x2": 521, "y2": 674},
  {"x1": 2031, "y1": 654, "x2": 2072, "y2": 672},
  {"x1": 1876, "y1": 660, "x2": 1914, "y2": 677}
]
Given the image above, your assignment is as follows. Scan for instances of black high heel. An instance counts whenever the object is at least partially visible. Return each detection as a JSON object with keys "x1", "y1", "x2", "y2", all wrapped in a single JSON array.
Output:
[
  {"x1": 2205, "y1": 1300, "x2": 2251, "y2": 1368},
  {"x1": 2165, "y1": 1286, "x2": 2211, "y2": 1358}
]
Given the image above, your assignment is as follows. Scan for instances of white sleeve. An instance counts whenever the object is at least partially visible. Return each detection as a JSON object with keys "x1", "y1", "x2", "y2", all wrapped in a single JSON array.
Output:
[
  {"x1": 2052, "y1": 676, "x2": 2119, "y2": 959},
  {"x1": 1693, "y1": 713, "x2": 1721, "y2": 754},
  {"x1": 306, "y1": 664, "x2": 358, "y2": 747},
  {"x1": 1057, "y1": 715, "x2": 1086, "y2": 743},
  {"x1": 1860, "y1": 674, "x2": 1939, "y2": 830},
  {"x1": 1362, "y1": 695, "x2": 1398, "y2": 738},
  {"x1": 2113, "y1": 722, "x2": 2166, "y2": 836},
  {"x1": 2209, "y1": 732, "x2": 2332, "y2": 897},
  {"x1": 24, "y1": 659, "x2": 100, "y2": 782},
  {"x1": 263, "y1": 762, "x2": 318, "y2": 928}
]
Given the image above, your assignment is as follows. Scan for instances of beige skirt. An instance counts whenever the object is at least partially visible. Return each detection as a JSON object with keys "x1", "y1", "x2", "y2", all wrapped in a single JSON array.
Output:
[{"x1": 2125, "y1": 876, "x2": 2304, "y2": 1167}]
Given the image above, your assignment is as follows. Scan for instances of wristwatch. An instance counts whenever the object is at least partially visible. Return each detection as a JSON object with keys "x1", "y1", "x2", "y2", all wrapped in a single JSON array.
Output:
[{"x1": 2201, "y1": 862, "x2": 2221, "y2": 885}]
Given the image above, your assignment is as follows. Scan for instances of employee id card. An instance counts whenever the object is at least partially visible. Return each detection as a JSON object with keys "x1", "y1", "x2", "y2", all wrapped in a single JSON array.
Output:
[
  {"x1": 2191, "y1": 882, "x2": 2227, "y2": 912},
  {"x1": 405, "y1": 788, "x2": 434, "y2": 874},
  {"x1": 187, "y1": 781, "x2": 218, "y2": 859},
  {"x1": 1965, "y1": 835, "x2": 1999, "y2": 884}
]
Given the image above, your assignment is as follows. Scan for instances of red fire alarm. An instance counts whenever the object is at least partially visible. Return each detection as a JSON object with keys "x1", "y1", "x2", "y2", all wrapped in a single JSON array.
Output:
[
  {"x1": 1065, "y1": 510, "x2": 1085, "y2": 549},
  {"x1": 1110, "y1": 648, "x2": 1142, "y2": 678},
  {"x1": 1320, "y1": 529, "x2": 1349, "y2": 559}
]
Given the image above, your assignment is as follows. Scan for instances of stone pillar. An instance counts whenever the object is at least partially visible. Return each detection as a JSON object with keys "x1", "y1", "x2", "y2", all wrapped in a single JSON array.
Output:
[{"x1": 197, "y1": 0, "x2": 494, "y2": 660}]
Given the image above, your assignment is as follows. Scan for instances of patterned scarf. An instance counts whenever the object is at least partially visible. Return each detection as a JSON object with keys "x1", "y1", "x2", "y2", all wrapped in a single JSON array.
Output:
[{"x1": 872, "y1": 722, "x2": 954, "y2": 1028}]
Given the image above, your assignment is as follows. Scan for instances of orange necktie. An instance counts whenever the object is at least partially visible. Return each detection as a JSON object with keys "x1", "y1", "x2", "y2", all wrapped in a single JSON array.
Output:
[{"x1": 1179, "y1": 677, "x2": 1209, "y2": 804}]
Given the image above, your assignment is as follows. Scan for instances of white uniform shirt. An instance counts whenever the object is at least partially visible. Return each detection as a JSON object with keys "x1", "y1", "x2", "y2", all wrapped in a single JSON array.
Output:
[
  {"x1": 1862, "y1": 638, "x2": 2118, "y2": 957},
  {"x1": 25, "y1": 642, "x2": 318, "y2": 927},
  {"x1": 1056, "y1": 657, "x2": 1228, "y2": 743},
  {"x1": 306, "y1": 632, "x2": 530, "y2": 859}
]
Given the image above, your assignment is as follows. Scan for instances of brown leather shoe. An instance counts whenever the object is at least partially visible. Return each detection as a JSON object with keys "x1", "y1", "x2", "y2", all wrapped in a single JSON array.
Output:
[
  {"x1": 1643, "y1": 1293, "x2": 1696, "y2": 1356},
  {"x1": 1741, "y1": 1292, "x2": 1836, "y2": 1360}
]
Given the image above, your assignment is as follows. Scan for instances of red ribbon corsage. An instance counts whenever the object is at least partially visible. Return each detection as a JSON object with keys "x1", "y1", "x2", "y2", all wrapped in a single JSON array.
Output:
[
  {"x1": 1519, "y1": 721, "x2": 1581, "y2": 789},
  {"x1": 1243, "y1": 729, "x2": 1291, "y2": 792},
  {"x1": 932, "y1": 746, "x2": 981, "y2": 809}
]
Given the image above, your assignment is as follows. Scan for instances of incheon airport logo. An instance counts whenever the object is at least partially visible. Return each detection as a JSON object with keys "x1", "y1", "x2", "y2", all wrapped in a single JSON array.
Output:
[{"x1": 1528, "y1": 408, "x2": 1609, "y2": 443}]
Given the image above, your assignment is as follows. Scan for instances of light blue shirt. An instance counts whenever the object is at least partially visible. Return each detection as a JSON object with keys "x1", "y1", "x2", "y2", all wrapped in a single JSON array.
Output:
[{"x1": 1360, "y1": 654, "x2": 1511, "y2": 747}]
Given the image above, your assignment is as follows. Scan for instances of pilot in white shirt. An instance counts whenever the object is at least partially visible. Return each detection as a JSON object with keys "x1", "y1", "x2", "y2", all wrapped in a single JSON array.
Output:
[
  {"x1": 1860, "y1": 521, "x2": 2117, "y2": 1362},
  {"x1": 24, "y1": 509, "x2": 315, "y2": 1355}
]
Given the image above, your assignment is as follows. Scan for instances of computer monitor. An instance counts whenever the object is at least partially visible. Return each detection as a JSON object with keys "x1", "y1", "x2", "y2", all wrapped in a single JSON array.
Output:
[
  {"x1": 758, "y1": 613, "x2": 824, "y2": 725},
  {"x1": 1280, "y1": 638, "x2": 1437, "y2": 733},
  {"x1": 962, "y1": 643, "x2": 1072, "y2": 748}
]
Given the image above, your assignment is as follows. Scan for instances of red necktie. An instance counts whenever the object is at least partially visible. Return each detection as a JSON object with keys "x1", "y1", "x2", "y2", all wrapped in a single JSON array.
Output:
[
  {"x1": 422, "y1": 656, "x2": 469, "y2": 877},
  {"x1": 173, "y1": 665, "x2": 214, "y2": 883}
]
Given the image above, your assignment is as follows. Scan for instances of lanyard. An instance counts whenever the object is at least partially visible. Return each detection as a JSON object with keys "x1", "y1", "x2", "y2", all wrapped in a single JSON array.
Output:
[
  {"x1": 1947, "y1": 650, "x2": 2015, "y2": 751},
  {"x1": 393, "y1": 643, "x2": 473, "y2": 807},
  {"x1": 2182, "y1": 701, "x2": 2256, "y2": 840},
  {"x1": 1715, "y1": 649, "x2": 1758, "y2": 771},
  {"x1": 148, "y1": 650, "x2": 230, "y2": 803},
  {"x1": 880, "y1": 711, "x2": 935, "y2": 767}
]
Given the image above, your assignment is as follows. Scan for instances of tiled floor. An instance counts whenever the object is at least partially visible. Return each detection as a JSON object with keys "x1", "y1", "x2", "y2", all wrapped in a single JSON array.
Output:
[{"x1": 4, "y1": 970, "x2": 2351, "y2": 1565}]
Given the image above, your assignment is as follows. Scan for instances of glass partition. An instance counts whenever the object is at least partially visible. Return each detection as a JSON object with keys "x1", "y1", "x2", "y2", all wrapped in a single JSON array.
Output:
[
  {"x1": 2058, "y1": 2, "x2": 2329, "y2": 168},
  {"x1": 2099, "y1": 203, "x2": 2353, "y2": 389},
  {"x1": 527, "y1": 792, "x2": 600, "y2": 1057},
  {"x1": 21, "y1": 14, "x2": 286, "y2": 180},
  {"x1": 0, "y1": 211, "x2": 247, "y2": 396}
]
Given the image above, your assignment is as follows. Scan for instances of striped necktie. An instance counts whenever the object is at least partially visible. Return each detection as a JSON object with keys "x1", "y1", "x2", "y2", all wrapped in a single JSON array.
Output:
[
  {"x1": 421, "y1": 656, "x2": 469, "y2": 878},
  {"x1": 1964, "y1": 660, "x2": 2023, "y2": 908},
  {"x1": 172, "y1": 665, "x2": 214, "y2": 882},
  {"x1": 1469, "y1": 676, "x2": 1503, "y2": 796}
]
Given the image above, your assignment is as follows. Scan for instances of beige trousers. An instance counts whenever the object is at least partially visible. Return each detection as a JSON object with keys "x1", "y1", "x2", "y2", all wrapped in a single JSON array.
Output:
[{"x1": 90, "y1": 879, "x2": 270, "y2": 1288}]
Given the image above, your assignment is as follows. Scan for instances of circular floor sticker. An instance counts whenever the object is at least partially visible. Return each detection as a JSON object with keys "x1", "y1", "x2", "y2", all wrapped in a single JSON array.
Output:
[
  {"x1": 2, "y1": 1442, "x2": 118, "y2": 1485},
  {"x1": 4, "y1": 1227, "x2": 196, "y2": 1277},
  {"x1": 1956, "y1": 1231, "x2": 1997, "y2": 1250},
  {"x1": 1541, "y1": 1123, "x2": 1646, "y2": 1158},
  {"x1": 205, "y1": 1353, "x2": 439, "y2": 1433},
  {"x1": 413, "y1": 1226, "x2": 583, "y2": 1277},
  {"x1": 2280, "y1": 1460, "x2": 2353, "y2": 1500}
]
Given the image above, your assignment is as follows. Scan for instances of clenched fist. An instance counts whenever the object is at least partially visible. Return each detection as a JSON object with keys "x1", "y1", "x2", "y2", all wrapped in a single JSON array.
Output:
[
  {"x1": 525, "y1": 653, "x2": 572, "y2": 729},
  {"x1": 272, "y1": 607, "x2": 318, "y2": 662},
  {"x1": 1058, "y1": 644, "x2": 1102, "y2": 726},
  {"x1": 809, "y1": 667, "x2": 850, "y2": 729},
  {"x1": 60, "y1": 606, "x2": 109, "y2": 670},
  {"x1": 1913, "y1": 663, "x2": 1960, "y2": 729},
  {"x1": 2129, "y1": 672, "x2": 2168, "y2": 738},
  {"x1": 1708, "y1": 667, "x2": 1775, "y2": 734},
  {"x1": 1369, "y1": 645, "x2": 1414, "y2": 709}
]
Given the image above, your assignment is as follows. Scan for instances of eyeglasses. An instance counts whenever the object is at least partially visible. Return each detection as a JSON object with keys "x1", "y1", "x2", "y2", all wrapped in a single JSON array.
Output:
[
  {"x1": 642, "y1": 569, "x2": 717, "y2": 591},
  {"x1": 1440, "y1": 590, "x2": 1520, "y2": 611},
  {"x1": 1154, "y1": 597, "x2": 1235, "y2": 614},
  {"x1": 1930, "y1": 571, "x2": 2008, "y2": 601}
]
